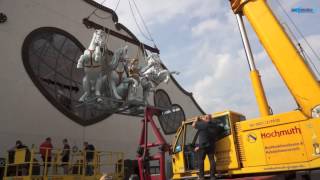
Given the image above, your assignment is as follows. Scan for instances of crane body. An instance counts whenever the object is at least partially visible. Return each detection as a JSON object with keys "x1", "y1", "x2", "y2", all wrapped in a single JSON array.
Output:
[{"x1": 170, "y1": 0, "x2": 320, "y2": 179}]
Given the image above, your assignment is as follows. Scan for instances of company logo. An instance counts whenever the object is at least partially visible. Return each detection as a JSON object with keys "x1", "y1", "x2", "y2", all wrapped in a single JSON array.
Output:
[
  {"x1": 291, "y1": 7, "x2": 319, "y2": 14},
  {"x1": 247, "y1": 133, "x2": 257, "y2": 143},
  {"x1": 261, "y1": 126, "x2": 301, "y2": 139}
]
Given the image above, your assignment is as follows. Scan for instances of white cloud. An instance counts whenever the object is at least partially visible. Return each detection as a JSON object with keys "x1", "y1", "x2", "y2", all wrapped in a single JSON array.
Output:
[
  {"x1": 192, "y1": 72, "x2": 257, "y2": 118},
  {"x1": 187, "y1": 41, "x2": 258, "y2": 117},
  {"x1": 191, "y1": 19, "x2": 220, "y2": 37}
]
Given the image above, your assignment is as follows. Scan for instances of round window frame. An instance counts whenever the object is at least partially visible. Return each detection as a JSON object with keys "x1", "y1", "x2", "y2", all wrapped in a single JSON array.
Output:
[{"x1": 22, "y1": 27, "x2": 112, "y2": 126}]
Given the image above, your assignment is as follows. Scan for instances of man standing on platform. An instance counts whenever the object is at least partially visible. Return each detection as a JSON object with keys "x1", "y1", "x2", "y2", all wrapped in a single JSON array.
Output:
[
  {"x1": 83, "y1": 142, "x2": 95, "y2": 176},
  {"x1": 61, "y1": 139, "x2": 70, "y2": 174},
  {"x1": 40, "y1": 137, "x2": 53, "y2": 175},
  {"x1": 192, "y1": 115, "x2": 217, "y2": 180}
]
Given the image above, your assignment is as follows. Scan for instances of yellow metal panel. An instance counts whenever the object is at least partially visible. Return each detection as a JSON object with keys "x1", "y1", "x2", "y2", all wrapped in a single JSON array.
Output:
[
  {"x1": 300, "y1": 118, "x2": 320, "y2": 161},
  {"x1": 229, "y1": 161, "x2": 311, "y2": 175},
  {"x1": 3, "y1": 176, "x2": 31, "y2": 180},
  {"x1": 172, "y1": 151, "x2": 185, "y2": 174},
  {"x1": 242, "y1": 0, "x2": 320, "y2": 117},
  {"x1": 261, "y1": 123, "x2": 307, "y2": 164},
  {"x1": 239, "y1": 111, "x2": 307, "y2": 131},
  {"x1": 240, "y1": 119, "x2": 311, "y2": 167},
  {"x1": 215, "y1": 135, "x2": 240, "y2": 170},
  {"x1": 309, "y1": 154, "x2": 320, "y2": 168},
  {"x1": 172, "y1": 125, "x2": 185, "y2": 174},
  {"x1": 239, "y1": 113, "x2": 312, "y2": 168},
  {"x1": 240, "y1": 129, "x2": 266, "y2": 167},
  {"x1": 213, "y1": 112, "x2": 242, "y2": 171}
]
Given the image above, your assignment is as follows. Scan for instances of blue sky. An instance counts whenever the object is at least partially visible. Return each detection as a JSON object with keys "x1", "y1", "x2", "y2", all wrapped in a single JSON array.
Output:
[{"x1": 96, "y1": 0, "x2": 320, "y2": 118}]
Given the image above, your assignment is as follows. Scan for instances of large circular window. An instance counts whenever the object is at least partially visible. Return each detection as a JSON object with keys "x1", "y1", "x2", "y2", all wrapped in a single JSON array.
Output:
[{"x1": 22, "y1": 27, "x2": 111, "y2": 126}]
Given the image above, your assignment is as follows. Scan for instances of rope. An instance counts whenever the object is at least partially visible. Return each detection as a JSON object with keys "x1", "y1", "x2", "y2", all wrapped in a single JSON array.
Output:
[
  {"x1": 282, "y1": 23, "x2": 299, "y2": 45},
  {"x1": 131, "y1": 0, "x2": 157, "y2": 46},
  {"x1": 283, "y1": 23, "x2": 320, "y2": 77},
  {"x1": 128, "y1": 0, "x2": 157, "y2": 48},
  {"x1": 299, "y1": 44, "x2": 320, "y2": 77},
  {"x1": 114, "y1": 0, "x2": 121, "y2": 12},
  {"x1": 87, "y1": 0, "x2": 108, "y2": 19},
  {"x1": 140, "y1": 42, "x2": 148, "y2": 61},
  {"x1": 275, "y1": 0, "x2": 320, "y2": 62},
  {"x1": 282, "y1": 23, "x2": 320, "y2": 77},
  {"x1": 128, "y1": 0, "x2": 152, "y2": 41}
]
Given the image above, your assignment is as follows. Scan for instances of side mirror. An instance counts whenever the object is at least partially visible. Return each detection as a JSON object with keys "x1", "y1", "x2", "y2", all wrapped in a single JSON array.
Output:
[{"x1": 175, "y1": 145, "x2": 182, "y2": 153}]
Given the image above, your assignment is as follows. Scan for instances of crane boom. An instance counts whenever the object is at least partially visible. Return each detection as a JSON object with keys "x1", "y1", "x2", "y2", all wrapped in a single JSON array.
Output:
[{"x1": 230, "y1": 0, "x2": 320, "y2": 117}]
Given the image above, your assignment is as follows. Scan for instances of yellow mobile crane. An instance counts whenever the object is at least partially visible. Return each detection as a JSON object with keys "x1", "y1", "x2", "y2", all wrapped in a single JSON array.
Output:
[{"x1": 171, "y1": 0, "x2": 320, "y2": 179}]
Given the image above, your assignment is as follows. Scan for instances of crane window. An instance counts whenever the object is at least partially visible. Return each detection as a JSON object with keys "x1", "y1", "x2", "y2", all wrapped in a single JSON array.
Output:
[
  {"x1": 173, "y1": 127, "x2": 184, "y2": 153},
  {"x1": 157, "y1": 104, "x2": 186, "y2": 135},
  {"x1": 213, "y1": 115, "x2": 231, "y2": 140},
  {"x1": 185, "y1": 123, "x2": 198, "y2": 146}
]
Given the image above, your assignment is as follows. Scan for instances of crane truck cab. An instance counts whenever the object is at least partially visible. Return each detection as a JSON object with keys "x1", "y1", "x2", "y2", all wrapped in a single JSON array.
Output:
[{"x1": 171, "y1": 111, "x2": 245, "y2": 179}]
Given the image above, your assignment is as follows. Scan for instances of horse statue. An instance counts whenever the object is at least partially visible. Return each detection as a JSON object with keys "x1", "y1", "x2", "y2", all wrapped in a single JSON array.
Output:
[
  {"x1": 140, "y1": 53, "x2": 179, "y2": 84},
  {"x1": 108, "y1": 46, "x2": 139, "y2": 101},
  {"x1": 140, "y1": 53, "x2": 179, "y2": 103},
  {"x1": 77, "y1": 29, "x2": 106, "y2": 103}
]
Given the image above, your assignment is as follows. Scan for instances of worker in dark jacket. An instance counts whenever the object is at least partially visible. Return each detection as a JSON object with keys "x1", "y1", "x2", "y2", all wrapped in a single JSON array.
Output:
[
  {"x1": 61, "y1": 139, "x2": 70, "y2": 174},
  {"x1": 83, "y1": 142, "x2": 95, "y2": 175},
  {"x1": 192, "y1": 115, "x2": 216, "y2": 180}
]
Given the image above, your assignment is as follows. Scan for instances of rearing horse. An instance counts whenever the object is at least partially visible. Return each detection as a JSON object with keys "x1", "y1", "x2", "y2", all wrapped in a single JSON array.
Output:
[
  {"x1": 140, "y1": 53, "x2": 179, "y2": 103},
  {"x1": 140, "y1": 53, "x2": 179, "y2": 86}
]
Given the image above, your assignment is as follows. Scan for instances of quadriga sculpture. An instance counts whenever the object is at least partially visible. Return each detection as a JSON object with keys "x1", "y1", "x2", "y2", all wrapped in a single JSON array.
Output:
[{"x1": 76, "y1": 29, "x2": 178, "y2": 110}]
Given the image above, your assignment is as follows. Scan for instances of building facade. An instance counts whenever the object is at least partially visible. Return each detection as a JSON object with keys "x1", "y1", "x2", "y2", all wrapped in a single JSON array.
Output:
[{"x1": 0, "y1": 0, "x2": 205, "y2": 159}]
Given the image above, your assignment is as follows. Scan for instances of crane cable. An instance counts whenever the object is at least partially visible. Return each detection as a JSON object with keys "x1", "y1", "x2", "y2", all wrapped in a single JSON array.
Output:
[
  {"x1": 275, "y1": 0, "x2": 320, "y2": 64},
  {"x1": 131, "y1": 0, "x2": 157, "y2": 47},
  {"x1": 127, "y1": 0, "x2": 158, "y2": 49},
  {"x1": 282, "y1": 23, "x2": 320, "y2": 77},
  {"x1": 87, "y1": 0, "x2": 107, "y2": 19}
]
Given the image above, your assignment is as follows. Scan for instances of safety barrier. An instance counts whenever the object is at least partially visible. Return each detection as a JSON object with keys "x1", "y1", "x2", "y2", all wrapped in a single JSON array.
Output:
[{"x1": 2, "y1": 148, "x2": 124, "y2": 180}]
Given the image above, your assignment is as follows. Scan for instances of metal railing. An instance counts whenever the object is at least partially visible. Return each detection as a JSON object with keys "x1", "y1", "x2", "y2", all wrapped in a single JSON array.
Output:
[{"x1": 2, "y1": 148, "x2": 124, "y2": 180}]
